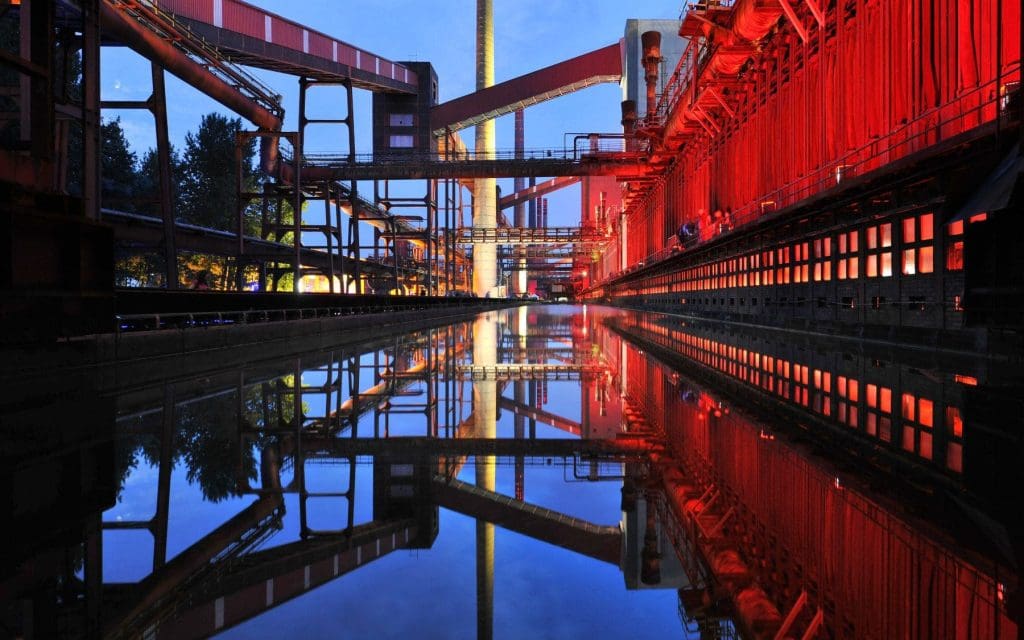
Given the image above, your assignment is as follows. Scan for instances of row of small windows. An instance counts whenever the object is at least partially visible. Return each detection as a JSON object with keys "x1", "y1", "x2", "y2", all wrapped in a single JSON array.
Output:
[
  {"x1": 633, "y1": 320, "x2": 965, "y2": 473},
  {"x1": 626, "y1": 212, "x2": 964, "y2": 296}
]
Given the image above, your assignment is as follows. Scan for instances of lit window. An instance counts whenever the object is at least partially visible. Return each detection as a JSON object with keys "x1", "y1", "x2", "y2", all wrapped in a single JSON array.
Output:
[
  {"x1": 920, "y1": 213, "x2": 934, "y2": 241},
  {"x1": 903, "y1": 217, "x2": 916, "y2": 243},
  {"x1": 389, "y1": 113, "x2": 415, "y2": 127},
  {"x1": 902, "y1": 249, "x2": 916, "y2": 275},
  {"x1": 919, "y1": 398, "x2": 933, "y2": 428},
  {"x1": 389, "y1": 134, "x2": 415, "y2": 148},
  {"x1": 920, "y1": 432, "x2": 933, "y2": 460},
  {"x1": 919, "y1": 246, "x2": 934, "y2": 273},
  {"x1": 881, "y1": 253, "x2": 893, "y2": 277},
  {"x1": 902, "y1": 393, "x2": 916, "y2": 421},
  {"x1": 946, "y1": 406, "x2": 963, "y2": 437},
  {"x1": 946, "y1": 241, "x2": 963, "y2": 271},
  {"x1": 902, "y1": 426, "x2": 915, "y2": 451},
  {"x1": 880, "y1": 388, "x2": 892, "y2": 413}
]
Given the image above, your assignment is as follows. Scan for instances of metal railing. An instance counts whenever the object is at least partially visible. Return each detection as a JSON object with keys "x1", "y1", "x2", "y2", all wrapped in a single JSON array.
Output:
[
  {"x1": 301, "y1": 135, "x2": 636, "y2": 167},
  {"x1": 681, "y1": 0, "x2": 737, "y2": 19},
  {"x1": 114, "y1": 299, "x2": 505, "y2": 333}
]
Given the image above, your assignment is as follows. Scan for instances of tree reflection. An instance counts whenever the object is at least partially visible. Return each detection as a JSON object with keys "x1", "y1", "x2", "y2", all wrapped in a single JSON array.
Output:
[
  {"x1": 115, "y1": 376, "x2": 302, "y2": 503},
  {"x1": 175, "y1": 395, "x2": 248, "y2": 503}
]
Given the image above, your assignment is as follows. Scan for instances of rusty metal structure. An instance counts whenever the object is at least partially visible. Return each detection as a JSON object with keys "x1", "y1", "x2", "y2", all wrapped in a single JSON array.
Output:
[{"x1": 1, "y1": 0, "x2": 643, "y2": 336}]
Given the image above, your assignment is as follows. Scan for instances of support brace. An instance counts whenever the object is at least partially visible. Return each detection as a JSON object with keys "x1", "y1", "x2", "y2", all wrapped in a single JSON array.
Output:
[
  {"x1": 777, "y1": 0, "x2": 809, "y2": 43},
  {"x1": 803, "y1": 0, "x2": 825, "y2": 27}
]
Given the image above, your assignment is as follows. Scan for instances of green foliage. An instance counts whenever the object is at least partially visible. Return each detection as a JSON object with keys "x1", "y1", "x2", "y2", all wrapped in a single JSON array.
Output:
[
  {"x1": 135, "y1": 145, "x2": 184, "y2": 218},
  {"x1": 96, "y1": 111, "x2": 306, "y2": 288},
  {"x1": 179, "y1": 113, "x2": 258, "y2": 232},
  {"x1": 114, "y1": 250, "x2": 166, "y2": 288},
  {"x1": 101, "y1": 117, "x2": 139, "y2": 211}
]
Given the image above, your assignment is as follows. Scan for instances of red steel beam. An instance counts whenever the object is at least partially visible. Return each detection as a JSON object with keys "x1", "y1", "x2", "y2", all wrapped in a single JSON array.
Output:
[
  {"x1": 499, "y1": 176, "x2": 580, "y2": 209},
  {"x1": 431, "y1": 42, "x2": 623, "y2": 135},
  {"x1": 155, "y1": 0, "x2": 417, "y2": 91},
  {"x1": 803, "y1": 0, "x2": 825, "y2": 27},
  {"x1": 499, "y1": 397, "x2": 582, "y2": 434},
  {"x1": 432, "y1": 477, "x2": 621, "y2": 565},
  {"x1": 705, "y1": 87, "x2": 735, "y2": 119},
  {"x1": 776, "y1": 0, "x2": 809, "y2": 43}
]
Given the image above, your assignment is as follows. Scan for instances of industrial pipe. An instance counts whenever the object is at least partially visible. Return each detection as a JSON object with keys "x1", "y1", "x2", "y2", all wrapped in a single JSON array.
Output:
[
  {"x1": 621, "y1": 100, "x2": 638, "y2": 151},
  {"x1": 98, "y1": 2, "x2": 322, "y2": 184},
  {"x1": 641, "y1": 30, "x2": 662, "y2": 120}
]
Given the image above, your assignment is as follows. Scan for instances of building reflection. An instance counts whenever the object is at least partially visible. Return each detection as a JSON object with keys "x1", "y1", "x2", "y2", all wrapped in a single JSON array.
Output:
[
  {"x1": 602, "y1": 310, "x2": 1020, "y2": 639},
  {"x1": 1, "y1": 305, "x2": 1018, "y2": 639}
]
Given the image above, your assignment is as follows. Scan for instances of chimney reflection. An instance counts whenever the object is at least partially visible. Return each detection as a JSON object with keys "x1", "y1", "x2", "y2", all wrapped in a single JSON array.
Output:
[
  {"x1": 1, "y1": 305, "x2": 1018, "y2": 639},
  {"x1": 472, "y1": 311, "x2": 498, "y2": 640}
]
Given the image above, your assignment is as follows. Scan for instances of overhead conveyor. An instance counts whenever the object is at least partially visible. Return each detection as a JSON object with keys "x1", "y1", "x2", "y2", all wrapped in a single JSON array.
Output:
[
  {"x1": 149, "y1": 0, "x2": 418, "y2": 92},
  {"x1": 430, "y1": 42, "x2": 623, "y2": 135}
]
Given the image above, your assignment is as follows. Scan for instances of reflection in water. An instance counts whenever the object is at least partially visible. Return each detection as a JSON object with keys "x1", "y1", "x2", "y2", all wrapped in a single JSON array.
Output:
[
  {"x1": 1, "y1": 305, "x2": 1019, "y2": 638},
  {"x1": 474, "y1": 311, "x2": 497, "y2": 640}
]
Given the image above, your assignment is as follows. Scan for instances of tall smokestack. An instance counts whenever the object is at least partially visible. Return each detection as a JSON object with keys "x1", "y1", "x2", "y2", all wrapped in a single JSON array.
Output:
[
  {"x1": 513, "y1": 109, "x2": 527, "y2": 295},
  {"x1": 473, "y1": 0, "x2": 497, "y2": 297},
  {"x1": 641, "y1": 30, "x2": 662, "y2": 121}
]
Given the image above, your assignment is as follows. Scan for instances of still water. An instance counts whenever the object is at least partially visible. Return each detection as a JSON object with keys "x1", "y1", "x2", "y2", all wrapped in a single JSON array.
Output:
[{"x1": 2, "y1": 305, "x2": 1020, "y2": 639}]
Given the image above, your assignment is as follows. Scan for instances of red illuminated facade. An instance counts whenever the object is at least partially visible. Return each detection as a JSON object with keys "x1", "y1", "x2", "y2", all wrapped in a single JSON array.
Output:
[{"x1": 590, "y1": 0, "x2": 1022, "y2": 346}]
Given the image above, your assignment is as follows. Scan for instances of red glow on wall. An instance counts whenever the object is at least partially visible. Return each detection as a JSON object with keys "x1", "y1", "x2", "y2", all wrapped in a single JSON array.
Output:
[{"x1": 603, "y1": 0, "x2": 1020, "y2": 276}]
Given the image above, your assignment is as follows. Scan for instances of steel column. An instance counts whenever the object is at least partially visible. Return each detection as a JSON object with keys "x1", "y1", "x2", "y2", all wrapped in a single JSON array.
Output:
[{"x1": 151, "y1": 64, "x2": 179, "y2": 289}]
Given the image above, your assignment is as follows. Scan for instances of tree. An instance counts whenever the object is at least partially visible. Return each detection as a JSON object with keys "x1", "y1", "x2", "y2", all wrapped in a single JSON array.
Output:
[
  {"x1": 101, "y1": 117, "x2": 138, "y2": 211},
  {"x1": 179, "y1": 112, "x2": 257, "y2": 232},
  {"x1": 136, "y1": 144, "x2": 183, "y2": 218}
]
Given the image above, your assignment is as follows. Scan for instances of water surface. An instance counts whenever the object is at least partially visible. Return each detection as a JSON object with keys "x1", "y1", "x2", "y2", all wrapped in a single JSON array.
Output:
[{"x1": 2, "y1": 305, "x2": 1019, "y2": 639}]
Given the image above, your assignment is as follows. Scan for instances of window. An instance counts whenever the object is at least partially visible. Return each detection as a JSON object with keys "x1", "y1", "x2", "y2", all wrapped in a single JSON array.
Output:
[
  {"x1": 946, "y1": 219, "x2": 964, "y2": 271},
  {"x1": 901, "y1": 213, "x2": 934, "y2": 275},
  {"x1": 865, "y1": 222, "x2": 893, "y2": 278},
  {"x1": 865, "y1": 383, "x2": 893, "y2": 440},
  {"x1": 837, "y1": 375, "x2": 859, "y2": 427},
  {"x1": 389, "y1": 134, "x2": 415, "y2": 148},
  {"x1": 837, "y1": 230, "x2": 859, "y2": 280},
  {"x1": 812, "y1": 369, "x2": 832, "y2": 417},
  {"x1": 776, "y1": 246, "x2": 790, "y2": 284},
  {"x1": 945, "y1": 406, "x2": 964, "y2": 473},
  {"x1": 389, "y1": 113, "x2": 415, "y2": 127},
  {"x1": 792, "y1": 242, "x2": 809, "y2": 283},
  {"x1": 813, "y1": 237, "x2": 832, "y2": 282},
  {"x1": 900, "y1": 392, "x2": 935, "y2": 460}
]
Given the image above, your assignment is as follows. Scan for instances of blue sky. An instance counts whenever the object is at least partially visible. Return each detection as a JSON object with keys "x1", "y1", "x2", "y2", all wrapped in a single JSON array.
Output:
[{"x1": 102, "y1": 0, "x2": 679, "y2": 225}]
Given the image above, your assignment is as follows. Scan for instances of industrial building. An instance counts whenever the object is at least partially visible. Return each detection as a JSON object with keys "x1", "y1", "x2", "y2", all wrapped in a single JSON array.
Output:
[{"x1": 1, "y1": 0, "x2": 1020, "y2": 638}]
